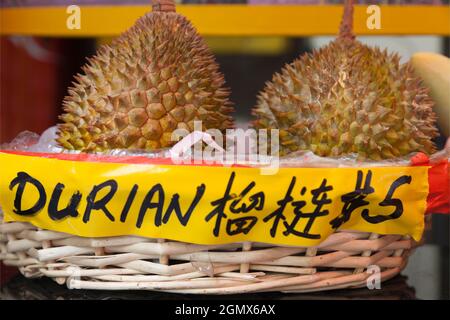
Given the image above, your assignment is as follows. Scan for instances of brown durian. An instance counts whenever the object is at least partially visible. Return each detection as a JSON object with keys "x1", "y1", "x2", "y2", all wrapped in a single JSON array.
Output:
[
  {"x1": 57, "y1": 0, "x2": 233, "y2": 152},
  {"x1": 252, "y1": 0, "x2": 438, "y2": 160}
]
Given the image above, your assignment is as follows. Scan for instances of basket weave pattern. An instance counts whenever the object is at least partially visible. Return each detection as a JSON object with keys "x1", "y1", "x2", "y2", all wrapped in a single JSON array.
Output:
[{"x1": 0, "y1": 209, "x2": 417, "y2": 294}]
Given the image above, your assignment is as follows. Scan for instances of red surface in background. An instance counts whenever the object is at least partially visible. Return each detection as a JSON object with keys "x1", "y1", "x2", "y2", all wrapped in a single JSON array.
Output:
[
  {"x1": 0, "y1": 37, "x2": 60, "y2": 143},
  {"x1": 427, "y1": 160, "x2": 450, "y2": 214}
]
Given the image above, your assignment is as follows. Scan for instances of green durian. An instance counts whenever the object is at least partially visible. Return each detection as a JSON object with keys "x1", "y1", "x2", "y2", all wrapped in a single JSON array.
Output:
[
  {"x1": 252, "y1": 0, "x2": 438, "y2": 160},
  {"x1": 57, "y1": 0, "x2": 233, "y2": 152}
]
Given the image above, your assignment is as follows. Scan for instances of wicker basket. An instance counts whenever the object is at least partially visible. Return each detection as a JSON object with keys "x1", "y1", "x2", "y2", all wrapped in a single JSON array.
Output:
[{"x1": 0, "y1": 206, "x2": 422, "y2": 294}]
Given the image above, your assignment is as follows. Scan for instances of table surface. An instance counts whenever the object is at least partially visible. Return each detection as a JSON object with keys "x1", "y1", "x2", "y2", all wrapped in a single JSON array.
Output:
[
  {"x1": 0, "y1": 274, "x2": 418, "y2": 300},
  {"x1": 1, "y1": 243, "x2": 448, "y2": 300}
]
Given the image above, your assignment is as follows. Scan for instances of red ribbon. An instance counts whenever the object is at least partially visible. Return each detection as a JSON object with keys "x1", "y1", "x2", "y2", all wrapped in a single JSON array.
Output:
[{"x1": 411, "y1": 152, "x2": 449, "y2": 215}]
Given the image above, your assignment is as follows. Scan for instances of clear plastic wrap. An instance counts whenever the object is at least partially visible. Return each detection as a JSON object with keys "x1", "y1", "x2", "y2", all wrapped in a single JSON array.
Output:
[{"x1": 2, "y1": 126, "x2": 448, "y2": 167}]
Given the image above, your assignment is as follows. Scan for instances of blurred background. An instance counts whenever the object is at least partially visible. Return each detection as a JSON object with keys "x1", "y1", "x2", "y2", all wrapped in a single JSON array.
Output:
[{"x1": 0, "y1": 0, "x2": 449, "y2": 298}]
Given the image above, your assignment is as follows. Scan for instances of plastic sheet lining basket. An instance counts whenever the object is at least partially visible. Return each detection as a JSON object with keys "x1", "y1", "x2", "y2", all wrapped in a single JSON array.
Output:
[{"x1": 0, "y1": 208, "x2": 424, "y2": 294}]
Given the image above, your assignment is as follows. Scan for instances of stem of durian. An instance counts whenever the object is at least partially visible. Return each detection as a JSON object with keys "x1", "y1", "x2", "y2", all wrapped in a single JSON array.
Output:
[
  {"x1": 152, "y1": 0, "x2": 176, "y2": 12},
  {"x1": 339, "y1": 0, "x2": 355, "y2": 40}
]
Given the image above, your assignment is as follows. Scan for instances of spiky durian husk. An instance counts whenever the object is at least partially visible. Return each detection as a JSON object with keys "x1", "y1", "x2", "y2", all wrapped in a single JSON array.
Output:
[
  {"x1": 252, "y1": 37, "x2": 438, "y2": 160},
  {"x1": 57, "y1": 11, "x2": 233, "y2": 152}
]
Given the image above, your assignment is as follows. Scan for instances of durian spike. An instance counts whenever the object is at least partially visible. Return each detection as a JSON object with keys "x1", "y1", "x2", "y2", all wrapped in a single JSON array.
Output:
[
  {"x1": 251, "y1": 0, "x2": 438, "y2": 159},
  {"x1": 57, "y1": 0, "x2": 234, "y2": 152},
  {"x1": 339, "y1": 0, "x2": 355, "y2": 41},
  {"x1": 152, "y1": 0, "x2": 176, "y2": 12}
]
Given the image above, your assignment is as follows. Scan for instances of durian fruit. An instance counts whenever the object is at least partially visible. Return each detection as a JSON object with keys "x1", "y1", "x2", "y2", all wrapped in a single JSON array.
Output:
[
  {"x1": 252, "y1": 0, "x2": 438, "y2": 160},
  {"x1": 57, "y1": 0, "x2": 233, "y2": 152},
  {"x1": 410, "y1": 52, "x2": 450, "y2": 137}
]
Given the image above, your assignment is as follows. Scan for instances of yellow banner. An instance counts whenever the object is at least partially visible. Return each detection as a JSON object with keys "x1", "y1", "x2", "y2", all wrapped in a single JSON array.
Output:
[{"x1": 0, "y1": 152, "x2": 429, "y2": 246}]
